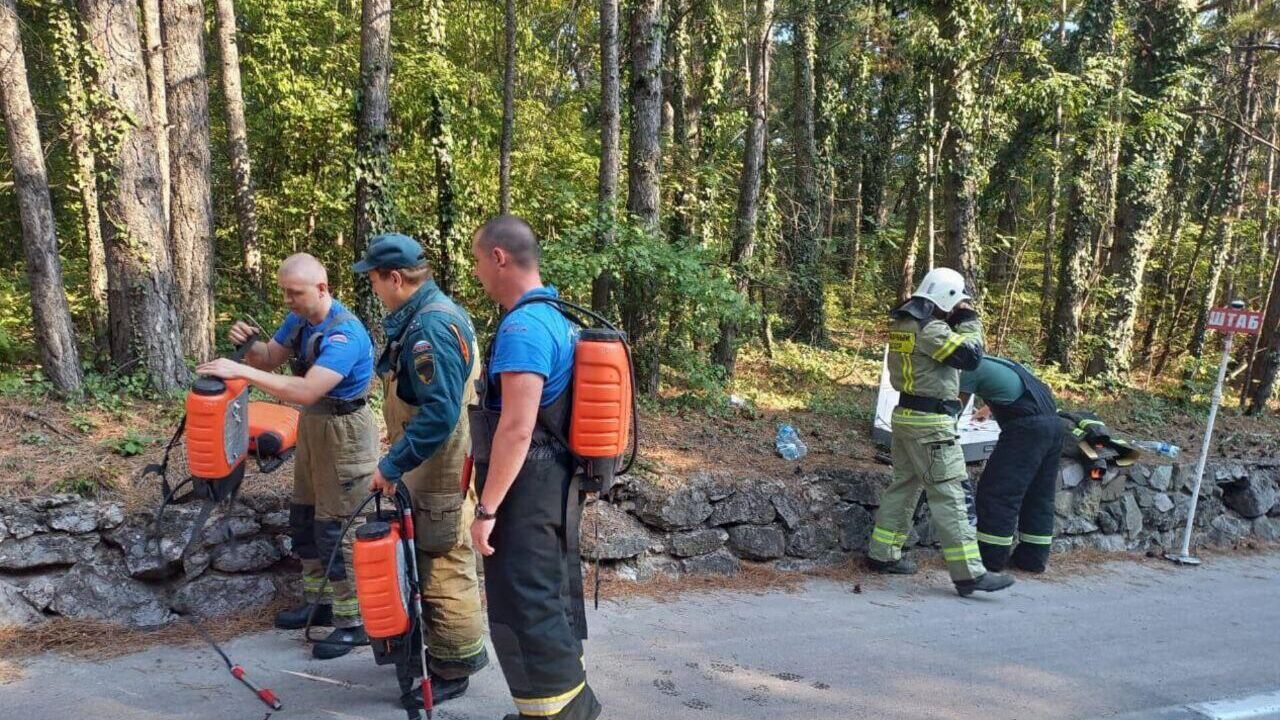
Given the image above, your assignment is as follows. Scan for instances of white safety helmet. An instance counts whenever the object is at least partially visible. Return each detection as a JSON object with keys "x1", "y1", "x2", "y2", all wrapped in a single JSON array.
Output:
[{"x1": 912, "y1": 267, "x2": 970, "y2": 313}]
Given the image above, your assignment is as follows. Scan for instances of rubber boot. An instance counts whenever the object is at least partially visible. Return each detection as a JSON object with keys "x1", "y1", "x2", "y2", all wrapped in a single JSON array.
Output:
[
  {"x1": 954, "y1": 572, "x2": 1015, "y2": 597},
  {"x1": 402, "y1": 674, "x2": 470, "y2": 709},
  {"x1": 866, "y1": 555, "x2": 918, "y2": 575},
  {"x1": 312, "y1": 625, "x2": 367, "y2": 659},
  {"x1": 502, "y1": 682, "x2": 602, "y2": 720},
  {"x1": 275, "y1": 602, "x2": 332, "y2": 630}
]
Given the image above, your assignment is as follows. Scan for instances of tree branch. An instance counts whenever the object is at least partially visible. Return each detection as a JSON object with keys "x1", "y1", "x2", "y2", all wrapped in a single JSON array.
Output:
[{"x1": 1186, "y1": 106, "x2": 1280, "y2": 154}]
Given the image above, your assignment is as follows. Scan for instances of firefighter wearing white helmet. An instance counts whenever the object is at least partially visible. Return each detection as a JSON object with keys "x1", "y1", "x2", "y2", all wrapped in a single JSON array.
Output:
[{"x1": 866, "y1": 267, "x2": 1016, "y2": 597}]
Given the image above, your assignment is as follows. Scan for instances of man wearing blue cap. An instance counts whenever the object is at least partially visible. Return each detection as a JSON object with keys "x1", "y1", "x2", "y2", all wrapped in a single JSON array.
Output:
[{"x1": 357, "y1": 233, "x2": 488, "y2": 709}]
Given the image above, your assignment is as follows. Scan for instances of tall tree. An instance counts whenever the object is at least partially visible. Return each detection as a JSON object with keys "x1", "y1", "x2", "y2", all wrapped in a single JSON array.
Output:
[
  {"x1": 788, "y1": 0, "x2": 828, "y2": 345},
  {"x1": 162, "y1": 0, "x2": 215, "y2": 362},
  {"x1": 1085, "y1": 0, "x2": 1197, "y2": 379},
  {"x1": 78, "y1": 0, "x2": 187, "y2": 391},
  {"x1": 213, "y1": 0, "x2": 262, "y2": 289},
  {"x1": 421, "y1": 0, "x2": 458, "y2": 295},
  {"x1": 139, "y1": 0, "x2": 170, "y2": 229},
  {"x1": 49, "y1": 0, "x2": 106, "y2": 354},
  {"x1": 592, "y1": 0, "x2": 621, "y2": 313},
  {"x1": 933, "y1": 0, "x2": 982, "y2": 296},
  {"x1": 1041, "y1": 0, "x2": 1067, "y2": 329},
  {"x1": 622, "y1": 0, "x2": 663, "y2": 394},
  {"x1": 1044, "y1": 0, "x2": 1123, "y2": 368},
  {"x1": 499, "y1": 0, "x2": 516, "y2": 214},
  {"x1": 0, "y1": 0, "x2": 83, "y2": 394},
  {"x1": 353, "y1": 0, "x2": 393, "y2": 339},
  {"x1": 712, "y1": 0, "x2": 773, "y2": 376},
  {"x1": 665, "y1": 0, "x2": 692, "y2": 243}
]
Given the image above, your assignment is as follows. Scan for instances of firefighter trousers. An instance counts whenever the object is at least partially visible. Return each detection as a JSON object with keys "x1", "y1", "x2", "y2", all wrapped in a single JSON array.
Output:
[
  {"x1": 868, "y1": 410, "x2": 985, "y2": 582},
  {"x1": 976, "y1": 413, "x2": 1062, "y2": 572}
]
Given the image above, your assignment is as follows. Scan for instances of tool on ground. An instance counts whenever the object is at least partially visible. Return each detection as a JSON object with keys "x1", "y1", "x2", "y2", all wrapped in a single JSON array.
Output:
[
  {"x1": 187, "y1": 616, "x2": 283, "y2": 711},
  {"x1": 306, "y1": 485, "x2": 433, "y2": 719},
  {"x1": 1168, "y1": 299, "x2": 1260, "y2": 567},
  {"x1": 142, "y1": 330, "x2": 299, "y2": 555}
]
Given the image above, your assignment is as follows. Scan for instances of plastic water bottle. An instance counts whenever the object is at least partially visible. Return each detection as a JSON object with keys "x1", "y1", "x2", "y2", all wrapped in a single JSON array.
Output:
[
  {"x1": 775, "y1": 424, "x2": 808, "y2": 461},
  {"x1": 1134, "y1": 440, "x2": 1180, "y2": 459}
]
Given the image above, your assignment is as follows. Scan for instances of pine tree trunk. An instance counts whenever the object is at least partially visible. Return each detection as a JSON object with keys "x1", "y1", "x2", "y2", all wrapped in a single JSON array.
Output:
[
  {"x1": 788, "y1": 0, "x2": 827, "y2": 346},
  {"x1": 593, "y1": 0, "x2": 621, "y2": 313},
  {"x1": 79, "y1": 0, "x2": 187, "y2": 391},
  {"x1": 934, "y1": 0, "x2": 980, "y2": 297},
  {"x1": 712, "y1": 0, "x2": 772, "y2": 376},
  {"x1": 422, "y1": 0, "x2": 457, "y2": 297},
  {"x1": 1040, "y1": 0, "x2": 1065, "y2": 330},
  {"x1": 1242, "y1": 78, "x2": 1280, "y2": 409},
  {"x1": 213, "y1": 0, "x2": 262, "y2": 289},
  {"x1": 666, "y1": 0, "x2": 692, "y2": 244},
  {"x1": 499, "y1": 0, "x2": 515, "y2": 214},
  {"x1": 353, "y1": 0, "x2": 393, "y2": 341},
  {"x1": 897, "y1": 169, "x2": 922, "y2": 304},
  {"x1": 50, "y1": 2, "x2": 107, "y2": 355},
  {"x1": 622, "y1": 0, "x2": 663, "y2": 395},
  {"x1": 0, "y1": 0, "x2": 83, "y2": 395},
  {"x1": 1189, "y1": 44, "x2": 1260, "y2": 360},
  {"x1": 162, "y1": 0, "x2": 215, "y2": 362},
  {"x1": 1045, "y1": 168, "x2": 1091, "y2": 368},
  {"x1": 1085, "y1": 0, "x2": 1196, "y2": 379},
  {"x1": 139, "y1": 0, "x2": 170, "y2": 230}
]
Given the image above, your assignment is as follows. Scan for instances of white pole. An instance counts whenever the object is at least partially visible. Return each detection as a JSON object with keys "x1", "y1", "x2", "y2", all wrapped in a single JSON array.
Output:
[{"x1": 1167, "y1": 330, "x2": 1235, "y2": 565}]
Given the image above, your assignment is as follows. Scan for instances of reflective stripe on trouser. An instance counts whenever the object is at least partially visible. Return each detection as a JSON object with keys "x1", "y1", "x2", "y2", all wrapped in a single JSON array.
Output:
[
  {"x1": 295, "y1": 405, "x2": 378, "y2": 629},
  {"x1": 975, "y1": 413, "x2": 1062, "y2": 573},
  {"x1": 869, "y1": 414, "x2": 985, "y2": 582},
  {"x1": 382, "y1": 374, "x2": 488, "y2": 678},
  {"x1": 480, "y1": 449, "x2": 592, "y2": 718}
]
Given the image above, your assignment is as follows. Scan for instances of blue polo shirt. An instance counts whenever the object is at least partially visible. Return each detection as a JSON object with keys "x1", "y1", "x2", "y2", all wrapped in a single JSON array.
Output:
[
  {"x1": 272, "y1": 299, "x2": 375, "y2": 401},
  {"x1": 488, "y1": 286, "x2": 578, "y2": 407}
]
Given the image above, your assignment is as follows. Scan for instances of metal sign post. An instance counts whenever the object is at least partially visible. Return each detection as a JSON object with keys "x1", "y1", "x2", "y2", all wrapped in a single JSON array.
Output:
[{"x1": 1166, "y1": 300, "x2": 1262, "y2": 566}]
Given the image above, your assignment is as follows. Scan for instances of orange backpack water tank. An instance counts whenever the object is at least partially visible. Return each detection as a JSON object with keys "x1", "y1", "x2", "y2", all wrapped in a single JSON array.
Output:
[
  {"x1": 569, "y1": 328, "x2": 633, "y2": 460},
  {"x1": 185, "y1": 376, "x2": 251, "y2": 482},
  {"x1": 247, "y1": 402, "x2": 299, "y2": 458},
  {"x1": 353, "y1": 520, "x2": 412, "y2": 640}
]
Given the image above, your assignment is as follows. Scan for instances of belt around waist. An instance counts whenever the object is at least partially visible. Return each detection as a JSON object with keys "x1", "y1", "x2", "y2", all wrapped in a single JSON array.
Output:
[
  {"x1": 304, "y1": 396, "x2": 367, "y2": 416},
  {"x1": 897, "y1": 393, "x2": 961, "y2": 418}
]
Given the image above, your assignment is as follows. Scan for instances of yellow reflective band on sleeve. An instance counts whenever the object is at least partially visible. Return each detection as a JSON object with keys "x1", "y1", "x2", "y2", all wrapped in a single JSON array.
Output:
[
  {"x1": 332, "y1": 598, "x2": 361, "y2": 617},
  {"x1": 942, "y1": 543, "x2": 981, "y2": 561},
  {"x1": 931, "y1": 333, "x2": 964, "y2": 361},
  {"x1": 1019, "y1": 532, "x2": 1054, "y2": 545},
  {"x1": 976, "y1": 532, "x2": 1014, "y2": 546},
  {"x1": 902, "y1": 351, "x2": 915, "y2": 393},
  {"x1": 513, "y1": 681, "x2": 586, "y2": 717}
]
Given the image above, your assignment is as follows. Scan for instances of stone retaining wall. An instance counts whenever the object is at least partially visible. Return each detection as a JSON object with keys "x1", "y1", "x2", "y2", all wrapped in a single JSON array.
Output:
[
  {"x1": 3, "y1": 457, "x2": 1277, "y2": 627},
  {"x1": 582, "y1": 459, "x2": 1280, "y2": 580}
]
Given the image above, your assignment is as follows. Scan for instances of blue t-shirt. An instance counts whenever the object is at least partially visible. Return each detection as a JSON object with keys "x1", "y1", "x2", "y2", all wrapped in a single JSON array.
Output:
[
  {"x1": 272, "y1": 299, "x2": 375, "y2": 401},
  {"x1": 488, "y1": 286, "x2": 578, "y2": 407}
]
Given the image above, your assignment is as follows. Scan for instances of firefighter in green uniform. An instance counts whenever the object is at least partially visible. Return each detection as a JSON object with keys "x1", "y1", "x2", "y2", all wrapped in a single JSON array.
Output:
[
  {"x1": 866, "y1": 267, "x2": 1016, "y2": 597},
  {"x1": 357, "y1": 234, "x2": 489, "y2": 709}
]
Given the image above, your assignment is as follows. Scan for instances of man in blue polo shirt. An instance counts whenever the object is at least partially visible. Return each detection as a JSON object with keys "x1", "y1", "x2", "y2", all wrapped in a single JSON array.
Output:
[
  {"x1": 196, "y1": 253, "x2": 377, "y2": 659},
  {"x1": 467, "y1": 216, "x2": 599, "y2": 720}
]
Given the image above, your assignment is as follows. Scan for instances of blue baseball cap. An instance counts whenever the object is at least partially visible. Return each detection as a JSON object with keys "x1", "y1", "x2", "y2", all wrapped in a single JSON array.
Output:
[{"x1": 352, "y1": 233, "x2": 427, "y2": 272}]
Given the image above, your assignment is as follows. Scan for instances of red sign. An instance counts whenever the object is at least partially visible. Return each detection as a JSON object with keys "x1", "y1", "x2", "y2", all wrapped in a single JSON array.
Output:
[{"x1": 1206, "y1": 307, "x2": 1263, "y2": 335}]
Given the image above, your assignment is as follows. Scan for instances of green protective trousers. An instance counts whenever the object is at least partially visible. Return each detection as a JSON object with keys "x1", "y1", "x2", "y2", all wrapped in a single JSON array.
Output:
[{"x1": 867, "y1": 408, "x2": 985, "y2": 582}]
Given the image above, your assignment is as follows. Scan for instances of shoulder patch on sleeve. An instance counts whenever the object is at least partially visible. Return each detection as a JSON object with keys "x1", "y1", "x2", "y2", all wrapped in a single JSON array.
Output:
[
  {"x1": 329, "y1": 333, "x2": 348, "y2": 344},
  {"x1": 412, "y1": 339, "x2": 432, "y2": 355},
  {"x1": 414, "y1": 350, "x2": 435, "y2": 385}
]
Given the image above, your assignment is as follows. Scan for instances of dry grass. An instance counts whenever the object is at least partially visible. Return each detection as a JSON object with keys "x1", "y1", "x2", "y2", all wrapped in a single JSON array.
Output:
[{"x1": 0, "y1": 595, "x2": 293, "y2": 668}]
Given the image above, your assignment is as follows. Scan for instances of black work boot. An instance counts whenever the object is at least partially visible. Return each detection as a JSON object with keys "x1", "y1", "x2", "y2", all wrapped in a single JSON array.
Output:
[
  {"x1": 275, "y1": 602, "x2": 332, "y2": 630},
  {"x1": 866, "y1": 555, "x2": 918, "y2": 575},
  {"x1": 402, "y1": 674, "x2": 470, "y2": 709},
  {"x1": 312, "y1": 625, "x2": 367, "y2": 659},
  {"x1": 954, "y1": 572, "x2": 1015, "y2": 597}
]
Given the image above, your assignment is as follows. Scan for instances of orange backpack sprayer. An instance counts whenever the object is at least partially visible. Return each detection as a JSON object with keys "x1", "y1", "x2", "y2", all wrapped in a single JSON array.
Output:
[
  {"x1": 144, "y1": 331, "x2": 300, "y2": 556},
  {"x1": 304, "y1": 484, "x2": 435, "y2": 719},
  {"x1": 509, "y1": 296, "x2": 639, "y2": 496}
]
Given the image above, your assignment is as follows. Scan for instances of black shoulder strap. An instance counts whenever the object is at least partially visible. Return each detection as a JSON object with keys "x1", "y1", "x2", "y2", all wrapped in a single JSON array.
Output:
[{"x1": 302, "y1": 310, "x2": 356, "y2": 363}]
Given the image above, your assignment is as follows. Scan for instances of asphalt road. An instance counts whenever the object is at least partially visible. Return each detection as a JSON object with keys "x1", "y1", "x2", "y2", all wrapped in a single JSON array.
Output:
[{"x1": 3, "y1": 552, "x2": 1279, "y2": 720}]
